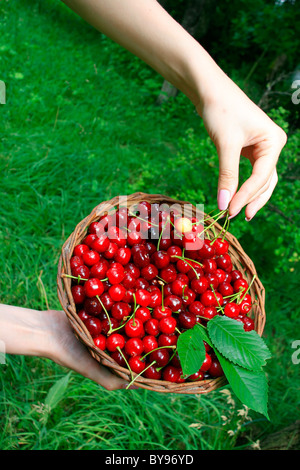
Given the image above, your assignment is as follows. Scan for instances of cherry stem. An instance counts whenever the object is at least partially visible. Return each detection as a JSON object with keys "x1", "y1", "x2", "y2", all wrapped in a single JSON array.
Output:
[
  {"x1": 157, "y1": 216, "x2": 170, "y2": 252},
  {"x1": 125, "y1": 360, "x2": 157, "y2": 390},
  {"x1": 238, "y1": 275, "x2": 256, "y2": 304},
  {"x1": 96, "y1": 295, "x2": 113, "y2": 335},
  {"x1": 116, "y1": 346, "x2": 134, "y2": 381},
  {"x1": 62, "y1": 274, "x2": 89, "y2": 282},
  {"x1": 132, "y1": 292, "x2": 137, "y2": 326},
  {"x1": 140, "y1": 345, "x2": 176, "y2": 362},
  {"x1": 159, "y1": 281, "x2": 165, "y2": 311},
  {"x1": 172, "y1": 255, "x2": 200, "y2": 279},
  {"x1": 210, "y1": 284, "x2": 224, "y2": 313},
  {"x1": 197, "y1": 209, "x2": 228, "y2": 239}
]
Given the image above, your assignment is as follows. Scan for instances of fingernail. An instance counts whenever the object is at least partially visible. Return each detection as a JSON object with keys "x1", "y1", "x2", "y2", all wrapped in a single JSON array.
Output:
[
  {"x1": 228, "y1": 209, "x2": 241, "y2": 220},
  {"x1": 245, "y1": 216, "x2": 252, "y2": 222},
  {"x1": 218, "y1": 189, "x2": 231, "y2": 211}
]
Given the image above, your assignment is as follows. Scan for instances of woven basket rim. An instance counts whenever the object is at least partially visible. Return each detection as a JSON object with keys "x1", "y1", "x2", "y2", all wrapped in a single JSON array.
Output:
[{"x1": 57, "y1": 192, "x2": 266, "y2": 394}]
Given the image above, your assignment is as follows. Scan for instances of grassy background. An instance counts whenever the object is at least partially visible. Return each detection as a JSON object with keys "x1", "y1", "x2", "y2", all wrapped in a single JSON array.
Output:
[{"x1": 0, "y1": 0, "x2": 299, "y2": 450}]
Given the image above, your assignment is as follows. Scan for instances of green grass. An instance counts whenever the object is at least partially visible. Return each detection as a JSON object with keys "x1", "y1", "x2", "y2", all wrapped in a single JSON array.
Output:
[{"x1": 0, "y1": 0, "x2": 299, "y2": 450}]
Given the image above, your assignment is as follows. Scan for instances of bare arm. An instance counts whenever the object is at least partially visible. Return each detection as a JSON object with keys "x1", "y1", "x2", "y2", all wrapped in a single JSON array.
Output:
[
  {"x1": 62, "y1": 0, "x2": 287, "y2": 220},
  {"x1": 0, "y1": 304, "x2": 128, "y2": 390}
]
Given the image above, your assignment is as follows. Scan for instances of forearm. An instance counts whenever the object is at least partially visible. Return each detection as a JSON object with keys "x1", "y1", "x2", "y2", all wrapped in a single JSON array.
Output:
[
  {"x1": 61, "y1": 0, "x2": 224, "y2": 109},
  {"x1": 0, "y1": 304, "x2": 53, "y2": 358}
]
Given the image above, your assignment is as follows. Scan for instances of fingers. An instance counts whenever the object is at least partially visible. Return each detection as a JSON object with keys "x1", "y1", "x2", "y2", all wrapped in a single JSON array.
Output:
[
  {"x1": 244, "y1": 170, "x2": 278, "y2": 221},
  {"x1": 217, "y1": 142, "x2": 241, "y2": 212},
  {"x1": 225, "y1": 130, "x2": 286, "y2": 219}
]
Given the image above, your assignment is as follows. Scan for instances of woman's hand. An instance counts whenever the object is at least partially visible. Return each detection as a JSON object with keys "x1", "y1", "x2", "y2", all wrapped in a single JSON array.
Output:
[
  {"x1": 47, "y1": 309, "x2": 130, "y2": 390},
  {"x1": 0, "y1": 304, "x2": 130, "y2": 391},
  {"x1": 61, "y1": 0, "x2": 287, "y2": 218},
  {"x1": 196, "y1": 73, "x2": 287, "y2": 220}
]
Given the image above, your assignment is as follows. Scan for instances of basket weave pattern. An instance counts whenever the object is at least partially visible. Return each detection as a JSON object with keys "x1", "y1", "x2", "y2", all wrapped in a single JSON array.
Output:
[{"x1": 57, "y1": 192, "x2": 266, "y2": 394}]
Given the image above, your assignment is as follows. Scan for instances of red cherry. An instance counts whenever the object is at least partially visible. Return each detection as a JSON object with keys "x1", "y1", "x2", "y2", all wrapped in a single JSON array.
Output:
[
  {"x1": 152, "y1": 251, "x2": 170, "y2": 270},
  {"x1": 140, "y1": 264, "x2": 158, "y2": 281},
  {"x1": 84, "y1": 317, "x2": 102, "y2": 337},
  {"x1": 158, "y1": 316, "x2": 177, "y2": 334},
  {"x1": 93, "y1": 334, "x2": 106, "y2": 350},
  {"x1": 82, "y1": 250, "x2": 101, "y2": 266},
  {"x1": 108, "y1": 284, "x2": 126, "y2": 302},
  {"x1": 234, "y1": 279, "x2": 249, "y2": 295},
  {"x1": 106, "y1": 333, "x2": 126, "y2": 352},
  {"x1": 124, "y1": 318, "x2": 144, "y2": 337},
  {"x1": 72, "y1": 285, "x2": 86, "y2": 304},
  {"x1": 84, "y1": 296, "x2": 102, "y2": 316},
  {"x1": 158, "y1": 333, "x2": 178, "y2": 347},
  {"x1": 128, "y1": 355, "x2": 146, "y2": 374},
  {"x1": 224, "y1": 302, "x2": 241, "y2": 318},
  {"x1": 164, "y1": 294, "x2": 183, "y2": 313},
  {"x1": 198, "y1": 239, "x2": 216, "y2": 259},
  {"x1": 73, "y1": 244, "x2": 90, "y2": 257},
  {"x1": 82, "y1": 233, "x2": 97, "y2": 247},
  {"x1": 103, "y1": 242, "x2": 118, "y2": 259},
  {"x1": 144, "y1": 318, "x2": 160, "y2": 336},
  {"x1": 178, "y1": 311, "x2": 197, "y2": 329},
  {"x1": 84, "y1": 278, "x2": 104, "y2": 298},
  {"x1": 200, "y1": 352, "x2": 212, "y2": 372},
  {"x1": 167, "y1": 245, "x2": 182, "y2": 262},
  {"x1": 111, "y1": 302, "x2": 131, "y2": 321},
  {"x1": 91, "y1": 234, "x2": 110, "y2": 253},
  {"x1": 162, "y1": 365, "x2": 181, "y2": 383},
  {"x1": 90, "y1": 260, "x2": 109, "y2": 279},
  {"x1": 143, "y1": 364, "x2": 161, "y2": 380},
  {"x1": 107, "y1": 226, "x2": 127, "y2": 248},
  {"x1": 208, "y1": 358, "x2": 224, "y2": 377},
  {"x1": 190, "y1": 277, "x2": 209, "y2": 295},
  {"x1": 212, "y1": 238, "x2": 229, "y2": 256},
  {"x1": 71, "y1": 264, "x2": 90, "y2": 282},
  {"x1": 153, "y1": 305, "x2": 172, "y2": 320},
  {"x1": 189, "y1": 301, "x2": 204, "y2": 316},
  {"x1": 241, "y1": 316, "x2": 255, "y2": 331},
  {"x1": 114, "y1": 247, "x2": 131, "y2": 265},
  {"x1": 106, "y1": 263, "x2": 125, "y2": 284},
  {"x1": 239, "y1": 294, "x2": 252, "y2": 314},
  {"x1": 200, "y1": 290, "x2": 216, "y2": 307},
  {"x1": 149, "y1": 349, "x2": 170, "y2": 367},
  {"x1": 135, "y1": 306, "x2": 151, "y2": 323},
  {"x1": 135, "y1": 288, "x2": 151, "y2": 307},
  {"x1": 142, "y1": 335, "x2": 158, "y2": 353},
  {"x1": 125, "y1": 337, "x2": 144, "y2": 357},
  {"x1": 188, "y1": 370, "x2": 205, "y2": 381},
  {"x1": 201, "y1": 306, "x2": 218, "y2": 320},
  {"x1": 70, "y1": 256, "x2": 84, "y2": 271}
]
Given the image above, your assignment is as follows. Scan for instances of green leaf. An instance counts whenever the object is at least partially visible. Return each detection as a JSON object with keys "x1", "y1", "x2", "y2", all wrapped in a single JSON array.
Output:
[
  {"x1": 45, "y1": 372, "x2": 72, "y2": 411},
  {"x1": 177, "y1": 327, "x2": 206, "y2": 376},
  {"x1": 216, "y1": 351, "x2": 269, "y2": 419},
  {"x1": 207, "y1": 316, "x2": 271, "y2": 371}
]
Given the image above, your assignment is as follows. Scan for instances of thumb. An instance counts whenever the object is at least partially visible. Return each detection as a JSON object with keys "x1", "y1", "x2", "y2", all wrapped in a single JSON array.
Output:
[{"x1": 217, "y1": 144, "x2": 241, "y2": 213}]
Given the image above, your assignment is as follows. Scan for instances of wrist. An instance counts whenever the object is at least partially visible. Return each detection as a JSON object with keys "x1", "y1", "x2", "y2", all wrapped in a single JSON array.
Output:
[{"x1": 0, "y1": 304, "x2": 54, "y2": 359}]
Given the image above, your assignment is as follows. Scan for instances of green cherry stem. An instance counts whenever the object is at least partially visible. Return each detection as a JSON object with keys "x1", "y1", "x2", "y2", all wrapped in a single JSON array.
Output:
[
  {"x1": 96, "y1": 295, "x2": 113, "y2": 335},
  {"x1": 116, "y1": 346, "x2": 134, "y2": 382},
  {"x1": 238, "y1": 275, "x2": 256, "y2": 304},
  {"x1": 125, "y1": 360, "x2": 157, "y2": 390},
  {"x1": 140, "y1": 345, "x2": 176, "y2": 362}
]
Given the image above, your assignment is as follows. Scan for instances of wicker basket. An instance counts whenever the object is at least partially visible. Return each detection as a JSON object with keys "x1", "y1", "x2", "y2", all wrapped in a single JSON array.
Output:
[{"x1": 57, "y1": 192, "x2": 266, "y2": 394}]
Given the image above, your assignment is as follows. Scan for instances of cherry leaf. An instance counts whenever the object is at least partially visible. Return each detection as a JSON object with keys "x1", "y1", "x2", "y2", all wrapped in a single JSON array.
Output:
[
  {"x1": 177, "y1": 327, "x2": 206, "y2": 377},
  {"x1": 207, "y1": 316, "x2": 271, "y2": 371},
  {"x1": 215, "y1": 351, "x2": 269, "y2": 419}
]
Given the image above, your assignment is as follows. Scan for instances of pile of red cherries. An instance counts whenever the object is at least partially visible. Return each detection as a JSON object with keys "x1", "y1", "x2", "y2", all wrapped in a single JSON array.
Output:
[{"x1": 69, "y1": 201, "x2": 254, "y2": 384}]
